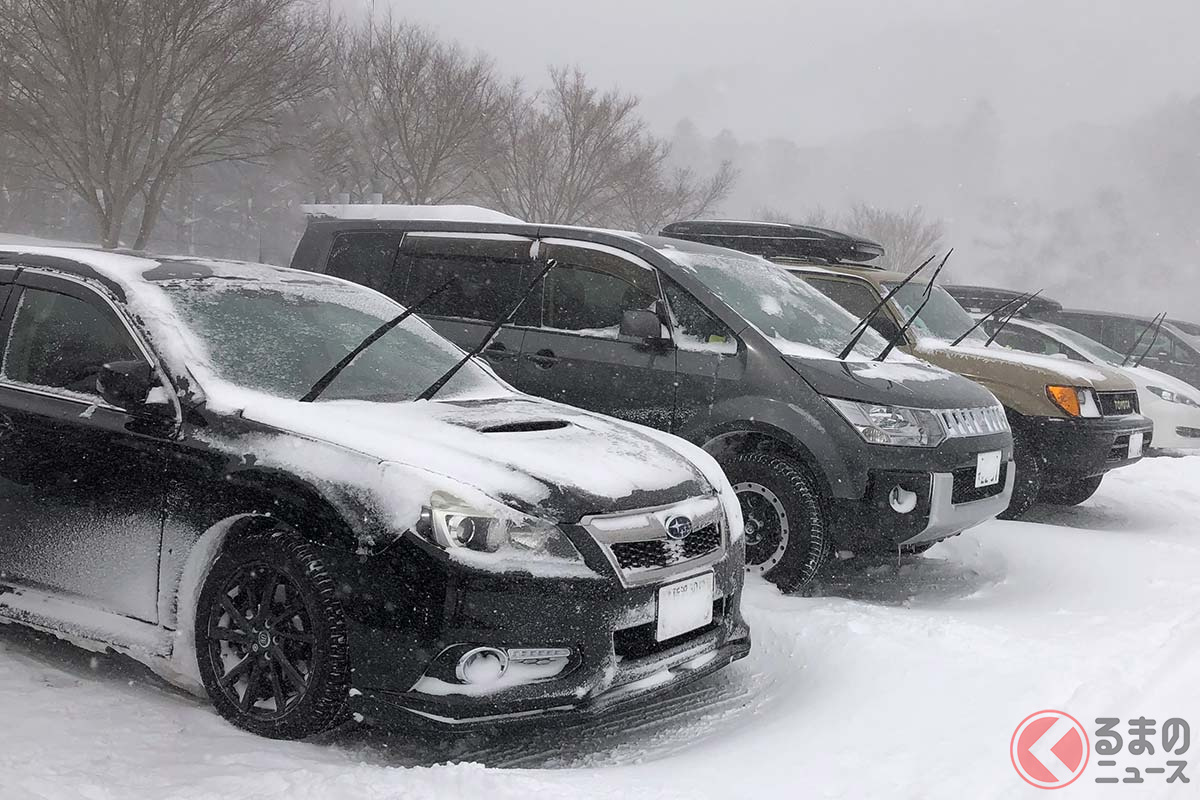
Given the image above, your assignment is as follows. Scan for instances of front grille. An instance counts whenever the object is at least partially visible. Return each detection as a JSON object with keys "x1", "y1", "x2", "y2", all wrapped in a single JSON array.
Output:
[
  {"x1": 1098, "y1": 391, "x2": 1139, "y2": 416},
  {"x1": 951, "y1": 462, "x2": 1009, "y2": 504},
  {"x1": 610, "y1": 524, "x2": 722, "y2": 573},
  {"x1": 936, "y1": 405, "x2": 1010, "y2": 438}
]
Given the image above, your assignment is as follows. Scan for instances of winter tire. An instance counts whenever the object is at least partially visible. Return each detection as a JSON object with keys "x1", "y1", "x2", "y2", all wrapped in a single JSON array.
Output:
[
  {"x1": 1039, "y1": 475, "x2": 1103, "y2": 506},
  {"x1": 195, "y1": 526, "x2": 350, "y2": 739},
  {"x1": 724, "y1": 451, "x2": 828, "y2": 593},
  {"x1": 998, "y1": 429, "x2": 1042, "y2": 520}
]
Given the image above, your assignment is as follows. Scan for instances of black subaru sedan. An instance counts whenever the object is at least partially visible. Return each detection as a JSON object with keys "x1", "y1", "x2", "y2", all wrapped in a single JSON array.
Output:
[{"x1": 0, "y1": 245, "x2": 749, "y2": 739}]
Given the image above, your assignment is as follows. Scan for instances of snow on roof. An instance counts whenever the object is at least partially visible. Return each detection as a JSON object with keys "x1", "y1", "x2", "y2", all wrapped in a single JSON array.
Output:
[{"x1": 302, "y1": 204, "x2": 525, "y2": 225}]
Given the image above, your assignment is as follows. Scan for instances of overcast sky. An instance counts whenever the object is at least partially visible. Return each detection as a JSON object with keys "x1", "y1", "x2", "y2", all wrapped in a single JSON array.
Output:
[{"x1": 361, "y1": 0, "x2": 1200, "y2": 143}]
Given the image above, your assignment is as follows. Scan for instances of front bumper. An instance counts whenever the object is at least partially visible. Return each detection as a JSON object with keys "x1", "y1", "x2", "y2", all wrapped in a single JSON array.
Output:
[
  {"x1": 1021, "y1": 412, "x2": 1154, "y2": 484},
  {"x1": 1143, "y1": 397, "x2": 1200, "y2": 451},
  {"x1": 333, "y1": 531, "x2": 749, "y2": 730}
]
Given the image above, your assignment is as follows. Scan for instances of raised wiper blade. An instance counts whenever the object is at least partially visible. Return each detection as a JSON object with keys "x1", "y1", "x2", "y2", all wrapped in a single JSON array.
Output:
[
  {"x1": 300, "y1": 275, "x2": 458, "y2": 403},
  {"x1": 1121, "y1": 311, "x2": 1165, "y2": 366},
  {"x1": 837, "y1": 253, "x2": 937, "y2": 360},
  {"x1": 950, "y1": 291, "x2": 1032, "y2": 347},
  {"x1": 417, "y1": 258, "x2": 559, "y2": 402},
  {"x1": 983, "y1": 289, "x2": 1043, "y2": 347},
  {"x1": 1132, "y1": 312, "x2": 1168, "y2": 368},
  {"x1": 875, "y1": 249, "x2": 952, "y2": 361}
]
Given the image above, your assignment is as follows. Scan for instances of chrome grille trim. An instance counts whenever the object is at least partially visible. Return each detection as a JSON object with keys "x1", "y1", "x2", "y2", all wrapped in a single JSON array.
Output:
[
  {"x1": 579, "y1": 497, "x2": 726, "y2": 587},
  {"x1": 936, "y1": 405, "x2": 1010, "y2": 438}
]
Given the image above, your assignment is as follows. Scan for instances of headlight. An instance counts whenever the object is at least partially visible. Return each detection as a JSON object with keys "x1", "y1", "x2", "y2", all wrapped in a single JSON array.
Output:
[
  {"x1": 1147, "y1": 385, "x2": 1200, "y2": 408},
  {"x1": 420, "y1": 491, "x2": 584, "y2": 562},
  {"x1": 826, "y1": 398, "x2": 946, "y2": 447},
  {"x1": 1046, "y1": 385, "x2": 1101, "y2": 418}
]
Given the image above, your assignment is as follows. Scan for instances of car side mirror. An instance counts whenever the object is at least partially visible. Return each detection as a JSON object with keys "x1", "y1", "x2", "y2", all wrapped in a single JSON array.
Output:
[
  {"x1": 97, "y1": 360, "x2": 161, "y2": 411},
  {"x1": 619, "y1": 308, "x2": 662, "y2": 341},
  {"x1": 870, "y1": 315, "x2": 903, "y2": 341}
]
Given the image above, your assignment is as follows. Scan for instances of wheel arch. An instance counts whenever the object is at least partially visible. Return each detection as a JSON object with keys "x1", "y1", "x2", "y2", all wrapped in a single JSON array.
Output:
[{"x1": 702, "y1": 421, "x2": 834, "y2": 499}]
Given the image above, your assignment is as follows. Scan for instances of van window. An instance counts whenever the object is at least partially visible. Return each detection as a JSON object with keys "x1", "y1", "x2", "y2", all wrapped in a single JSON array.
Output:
[
  {"x1": 404, "y1": 255, "x2": 528, "y2": 324},
  {"x1": 325, "y1": 232, "x2": 405, "y2": 296},
  {"x1": 540, "y1": 248, "x2": 660, "y2": 339},
  {"x1": 663, "y1": 281, "x2": 737, "y2": 353},
  {"x1": 804, "y1": 276, "x2": 878, "y2": 319}
]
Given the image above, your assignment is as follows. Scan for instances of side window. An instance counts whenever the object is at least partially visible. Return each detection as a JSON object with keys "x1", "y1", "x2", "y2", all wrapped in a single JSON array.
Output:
[
  {"x1": 1102, "y1": 318, "x2": 1146, "y2": 355},
  {"x1": 663, "y1": 281, "x2": 737, "y2": 353},
  {"x1": 403, "y1": 255, "x2": 528, "y2": 324},
  {"x1": 1, "y1": 288, "x2": 141, "y2": 398},
  {"x1": 995, "y1": 327, "x2": 1085, "y2": 361},
  {"x1": 325, "y1": 232, "x2": 405, "y2": 297},
  {"x1": 542, "y1": 251, "x2": 659, "y2": 339},
  {"x1": 1057, "y1": 314, "x2": 1103, "y2": 341}
]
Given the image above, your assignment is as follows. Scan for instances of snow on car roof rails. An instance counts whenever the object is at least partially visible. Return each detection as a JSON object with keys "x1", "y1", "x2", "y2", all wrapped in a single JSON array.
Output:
[
  {"x1": 302, "y1": 204, "x2": 525, "y2": 225},
  {"x1": 659, "y1": 219, "x2": 885, "y2": 265}
]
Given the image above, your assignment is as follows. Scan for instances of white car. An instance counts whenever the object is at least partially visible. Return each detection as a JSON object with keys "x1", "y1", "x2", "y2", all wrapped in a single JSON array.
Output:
[{"x1": 985, "y1": 316, "x2": 1200, "y2": 451}]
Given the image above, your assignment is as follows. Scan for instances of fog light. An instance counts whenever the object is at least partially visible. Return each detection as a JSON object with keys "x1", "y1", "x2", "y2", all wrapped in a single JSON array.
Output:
[
  {"x1": 889, "y1": 486, "x2": 918, "y2": 514},
  {"x1": 456, "y1": 647, "x2": 508, "y2": 685}
]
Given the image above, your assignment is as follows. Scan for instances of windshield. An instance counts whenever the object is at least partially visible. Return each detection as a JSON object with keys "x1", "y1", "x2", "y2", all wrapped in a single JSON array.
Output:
[
  {"x1": 885, "y1": 282, "x2": 987, "y2": 345},
  {"x1": 663, "y1": 249, "x2": 888, "y2": 358},
  {"x1": 159, "y1": 274, "x2": 501, "y2": 402},
  {"x1": 1039, "y1": 323, "x2": 1127, "y2": 365}
]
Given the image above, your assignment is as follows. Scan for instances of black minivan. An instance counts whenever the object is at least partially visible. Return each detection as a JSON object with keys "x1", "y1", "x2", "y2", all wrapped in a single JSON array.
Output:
[
  {"x1": 0, "y1": 244, "x2": 749, "y2": 738},
  {"x1": 293, "y1": 206, "x2": 1016, "y2": 591}
]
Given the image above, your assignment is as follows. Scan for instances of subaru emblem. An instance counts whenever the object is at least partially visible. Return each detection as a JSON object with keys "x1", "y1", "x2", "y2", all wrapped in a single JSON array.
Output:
[{"x1": 665, "y1": 515, "x2": 694, "y2": 541}]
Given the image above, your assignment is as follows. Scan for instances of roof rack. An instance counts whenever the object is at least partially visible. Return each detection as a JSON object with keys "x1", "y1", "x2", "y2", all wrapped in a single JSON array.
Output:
[
  {"x1": 659, "y1": 220, "x2": 885, "y2": 265},
  {"x1": 944, "y1": 284, "x2": 1063, "y2": 317}
]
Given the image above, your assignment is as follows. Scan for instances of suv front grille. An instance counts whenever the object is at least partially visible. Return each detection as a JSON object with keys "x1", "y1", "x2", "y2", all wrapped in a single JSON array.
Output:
[
  {"x1": 936, "y1": 406, "x2": 1010, "y2": 438},
  {"x1": 1098, "y1": 391, "x2": 1139, "y2": 416},
  {"x1": 610, "y1": 524, "x2": 722, "y2": 573},
  {"x1": 951, "y1": 462, "x2": 1008, "y2": 504}
]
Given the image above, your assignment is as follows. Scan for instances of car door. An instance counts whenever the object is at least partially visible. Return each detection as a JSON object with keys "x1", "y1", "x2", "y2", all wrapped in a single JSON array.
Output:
[
  {"x1": 514, "y1": 240, "x2": 676, "y2": 430},
  {"x1": 660, "y1": 278, "x2": 745, "y2": 434},
  {"x1": 0, "y1": 272, "x2": 174, "y2": 622}
]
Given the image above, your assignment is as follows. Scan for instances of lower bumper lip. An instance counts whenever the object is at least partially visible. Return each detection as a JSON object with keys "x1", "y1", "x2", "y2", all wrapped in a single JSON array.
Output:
[{"x1": 898, "y1": 464, "x2": 1015, "y2": 545}]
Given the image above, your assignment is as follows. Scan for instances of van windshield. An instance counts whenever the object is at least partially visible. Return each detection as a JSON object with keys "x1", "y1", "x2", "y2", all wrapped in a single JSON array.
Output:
[
  {"x1": 885, "y1": 282, "x2": 988, "y2": 345},
  {"x1": 662, "y1": 249, "x2": 888, "y2": 358}
]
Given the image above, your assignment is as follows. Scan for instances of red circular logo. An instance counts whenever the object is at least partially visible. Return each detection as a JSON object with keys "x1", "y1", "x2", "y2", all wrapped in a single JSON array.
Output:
[{"x1": 1011, "y1": 710, "x2": 1090, "y2": 789}]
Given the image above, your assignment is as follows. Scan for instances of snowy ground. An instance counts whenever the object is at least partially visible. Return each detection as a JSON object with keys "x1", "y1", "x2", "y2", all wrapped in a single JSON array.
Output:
[{"x1": 2, "y1": 455, "x2": 1199, "y2": 799}]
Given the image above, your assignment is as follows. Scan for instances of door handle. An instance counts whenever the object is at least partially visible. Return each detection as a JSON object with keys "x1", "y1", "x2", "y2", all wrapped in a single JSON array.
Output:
[
  {"x1": 525, "y1": 349, "x2": 559, "y2": 369},
  {"x1": 483, "y1": 342, "x2": 518, "y2": 361}
]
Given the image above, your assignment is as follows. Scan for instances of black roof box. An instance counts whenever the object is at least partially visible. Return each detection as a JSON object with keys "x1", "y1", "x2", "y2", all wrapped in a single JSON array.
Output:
[
  {"x1": 659, "y1": 220, "x2": 885, "y2": 265},
  {"x1": 944, "y1": 284, "x2": 1063, "y2": 317}
]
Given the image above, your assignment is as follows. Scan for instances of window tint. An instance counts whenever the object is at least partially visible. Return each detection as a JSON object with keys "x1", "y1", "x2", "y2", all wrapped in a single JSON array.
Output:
[
  {"x1": 403, "y1": 255, "x2": 527, "y2": 324},
  {"x1": 2, "y1": 288, "x2": 141, "y2": 397},
  {"x1": 325, "y1": 232, "x2": 405, "y2": 296},
  {"x1": 541, "y1": 248, "x2": 660, "y2": 338},
  {"x1": 663, "y1": 280, "x2": 736, "y2": 353},
  {"x1": 805, "y1": 277, "x2": 877, "y2": 318}
]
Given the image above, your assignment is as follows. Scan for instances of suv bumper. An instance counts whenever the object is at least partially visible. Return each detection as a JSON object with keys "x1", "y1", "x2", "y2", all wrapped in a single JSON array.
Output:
[{"x1": 1022, "y1": 413, "x2": 1154, "y2": 484}]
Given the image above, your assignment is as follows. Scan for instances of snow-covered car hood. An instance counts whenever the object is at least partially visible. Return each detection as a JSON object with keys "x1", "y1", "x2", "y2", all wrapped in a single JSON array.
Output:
[
  {"x1": 225, "y1": 392, "x2": 715, "y2": 525},
  {"x1": 916, "y1": 340, "x2": 1137, "y2": 391}
]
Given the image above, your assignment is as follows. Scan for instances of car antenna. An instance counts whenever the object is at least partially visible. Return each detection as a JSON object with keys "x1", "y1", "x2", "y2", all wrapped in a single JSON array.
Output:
[
  {"x1": 983, "y1": 289, "x2": 1044, "y2": 347},
  {"x1": 1132, "y1": 312, "x2": 1168, "y2": 368},
  {"x1": 950, "y1": 291, "x2": 1034, "y2": 346},
  {"x1": 416, "y1": 258, "x2": 559, "y2": 402},
  {"x1": 875, "y1": 249, "x2": 953, "y2": 361},
  {"x1": 836, "y1": 253, "x2": 938, "y2": 360},
  {"x1": 300, "y1": 274, "x2": 460, "y2": 403},
  {"x1": 1120, "y1": 311, "x2": 1165, "y2": 366}
]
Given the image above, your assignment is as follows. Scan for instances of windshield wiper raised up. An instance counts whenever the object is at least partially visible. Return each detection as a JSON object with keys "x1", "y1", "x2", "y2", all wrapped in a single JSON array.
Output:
[
  {"x1": 951, "y1": 290, "x2": 1034, "y2": 346},
  {"x1": 983, "y1": 289, "x2": 1044, "y2": 348},
  {"x1": 1124, "y1": 312, "x2": 1166, "y2": 367},
  {"x1": 416, "y1": 258, "x2": 559, "y2": 402},
  {"x1": 875, "y1": 249, "x2": 953, "y2": 361},
  {"x1": 836, "y1": 253, "x2": 937, "y2": 360}
]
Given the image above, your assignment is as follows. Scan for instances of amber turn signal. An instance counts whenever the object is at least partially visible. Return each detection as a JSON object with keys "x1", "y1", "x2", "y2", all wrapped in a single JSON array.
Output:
[{"x1": 1046, "y1": 385, "x2": 1082, "y2": 417}]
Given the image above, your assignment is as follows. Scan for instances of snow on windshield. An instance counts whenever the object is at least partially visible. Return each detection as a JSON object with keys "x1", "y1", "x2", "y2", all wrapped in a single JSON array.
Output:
[{"x1": 660, "y1": 248, "x2": 889, "y2": 359}]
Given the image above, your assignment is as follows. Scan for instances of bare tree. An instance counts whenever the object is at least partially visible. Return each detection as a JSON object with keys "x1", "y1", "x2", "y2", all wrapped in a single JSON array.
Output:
[
  {"x1": 616, "y1": 157, "x2": 736, "y2": 233},
  {"x1": 325, "y1": 16, "x2": 503, "y2": 204},
  {"x1": 0, "y1": 0, "x2": 333, "y2": 248},
  {"x1": 840, "y1": 204, "x2": 944, "y2": 271}
]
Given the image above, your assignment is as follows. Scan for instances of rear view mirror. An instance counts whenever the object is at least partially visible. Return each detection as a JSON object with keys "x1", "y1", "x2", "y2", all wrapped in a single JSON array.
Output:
[
  {"x1": 97, "y1": 360, "x2": 158, "y2": 410},
  {"x1": 620, "y1": 309, "x2": 662, "y2": 340}
]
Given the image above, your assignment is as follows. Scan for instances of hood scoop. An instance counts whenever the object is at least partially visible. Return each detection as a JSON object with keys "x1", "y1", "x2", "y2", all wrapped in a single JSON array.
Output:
[{"x1": 478, "y1": 419, "x2": 572, "y2": 434}]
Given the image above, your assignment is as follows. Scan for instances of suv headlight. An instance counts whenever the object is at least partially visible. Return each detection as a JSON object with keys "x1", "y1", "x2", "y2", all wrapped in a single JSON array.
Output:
[
  {"x1": 826, "y1": 398, "x2": 946, "y2": 447},
  {"x1": 1147, "y1": 385, "x2": 1200, "y2": 408},
  {"x1": 419, "y1": 491, "x2": 584, "y2": 563},
  {"x1": 1046, "y1": 385, "x2": 1101, "y2": 418}
]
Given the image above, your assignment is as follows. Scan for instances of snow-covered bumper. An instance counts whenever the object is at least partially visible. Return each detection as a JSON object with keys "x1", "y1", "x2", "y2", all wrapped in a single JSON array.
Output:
[{"x1": 333, "y1": 515, "x2": 749, "y2": 729}]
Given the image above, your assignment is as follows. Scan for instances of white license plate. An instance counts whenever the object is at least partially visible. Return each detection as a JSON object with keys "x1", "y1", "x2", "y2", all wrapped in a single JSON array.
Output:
[
  {"x1": 1128, "y1": 432, "x2": 1145, "y2": 459},
  {"x1": 975, "y1": 450, "x2": 1003, "y2": 488},
  {"x1": 656, "y1": 572, "x2": 714, "y2": 642}
]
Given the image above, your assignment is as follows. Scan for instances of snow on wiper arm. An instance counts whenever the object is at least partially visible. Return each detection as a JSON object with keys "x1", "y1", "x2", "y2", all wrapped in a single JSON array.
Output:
[
  {"x1": 299, "y1": 275, "x2": 459, "y2": 403},
  {"x1": 951, "y1": 291, "x2": 1033, "y2": 347},
  {"x1": 416, "y1": 258, "x2": 559, "y2": 402},
  {"x1": 875, "y1": 249, "x2": 953, "y2": 362},
  {"x1": 983, "y1": 288, "x2": 1044, "y2": 348},
  {"x1": 1132, "y1": 312, "x2": 1168, "y2": 368},
  {"x1": 837, "y1": 253, "x2": 937, "y2": 360}
]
